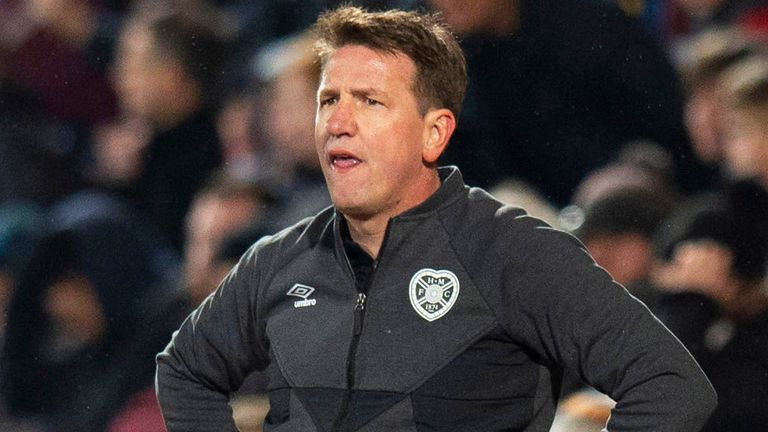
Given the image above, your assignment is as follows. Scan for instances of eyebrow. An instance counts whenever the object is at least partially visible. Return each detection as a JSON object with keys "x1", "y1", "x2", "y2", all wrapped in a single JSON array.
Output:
[
  {"x1": 317, "y1": 86, "x2": 382, "y2": 98},
  {"x1": 350, "y1": 88, "x2": 381, "y2": 98},
  {"x1": 317, "y1": 88, "x2": 338, "y2": 98}
]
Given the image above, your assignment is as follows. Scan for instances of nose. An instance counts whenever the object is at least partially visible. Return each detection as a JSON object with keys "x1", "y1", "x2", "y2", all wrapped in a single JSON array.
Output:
[{"x1": 325, "y1": 99, "x2": 357, "y2": 137}]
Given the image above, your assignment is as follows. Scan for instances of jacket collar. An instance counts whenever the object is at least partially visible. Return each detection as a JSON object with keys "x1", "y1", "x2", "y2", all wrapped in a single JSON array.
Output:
[
  {"x1": 395, "y1": 166, "x2": 465, "y2": 220},
  {"x1": 330, "y1": 166, "x2": 466, "y2": 262},
  {"x1": 332, "y1": 166, "x2": 465, "y2": 224}
]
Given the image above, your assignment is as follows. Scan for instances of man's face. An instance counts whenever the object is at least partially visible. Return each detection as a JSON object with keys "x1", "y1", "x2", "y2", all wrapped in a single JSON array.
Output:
[
  {"x1": 184, "y1": 194, "x2": 261, "y2": 303},
  {"x1": 685, "y1": 83, "x2": 724, "y2": 163},
  {"x1": 266, "y1": 68, "x2": 319, "y2": 168},
  {"x1": 722, "y1": 107, "x2": 768, "y2": 182},
  {"x1": 315, "y1": 44, "x2": 433, "y2": 219},
  {"x1": 45, "y1": 274, "x2": 105, "y2": 349},
  {"x1": 113, "y1": 21, "x2": 182, "y2": 120}
]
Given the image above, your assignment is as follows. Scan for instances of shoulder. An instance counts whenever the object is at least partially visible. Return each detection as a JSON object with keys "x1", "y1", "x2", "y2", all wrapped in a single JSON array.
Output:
[
  {"x1": 444, "y1": 186, "x2": 587, "y2": 271},
  {"x1": 240, "y1": 206, "x2": 335, "y2": 268},
  {"x1": 459, "y1": 187, "x2": 566, "y2": 240}
]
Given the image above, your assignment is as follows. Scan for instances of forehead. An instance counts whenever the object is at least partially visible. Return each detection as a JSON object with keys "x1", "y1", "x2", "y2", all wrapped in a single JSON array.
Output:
[
  {"x1": 732, "y1": 105, "x2": 768, "y2": 126},
  {"x1": 319, "y1": 44, "x2": 417, "y2": 91}
]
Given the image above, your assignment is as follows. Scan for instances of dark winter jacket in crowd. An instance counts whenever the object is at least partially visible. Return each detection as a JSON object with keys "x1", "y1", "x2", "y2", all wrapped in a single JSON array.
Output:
[
  {"x1": 441, "y1": 0, "x2": 706, "y2": 204},
  {"x1": 654, "y1": 292, "x2": 768, "y2": 432},
  {"x1": 131, "y1": 108, "x2": 222, "y2": 251},
  {"x1": 1, "y1": 206, "x2": 176, "y2": 432}
]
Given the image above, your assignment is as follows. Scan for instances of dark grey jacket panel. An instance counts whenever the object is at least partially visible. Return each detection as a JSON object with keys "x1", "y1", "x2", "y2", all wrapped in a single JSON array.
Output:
[
  {"x1": 156, "y1": 167, "x2": 716, "y2": 432},
  {"x1": 441, "y1": 187, "x2": 717, "y2": 430}
]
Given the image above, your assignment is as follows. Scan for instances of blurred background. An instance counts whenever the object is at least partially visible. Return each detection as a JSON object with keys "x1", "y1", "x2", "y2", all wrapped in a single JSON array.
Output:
[{"x1": 0, "y1": 0, "x2": 767, "y2": 431}]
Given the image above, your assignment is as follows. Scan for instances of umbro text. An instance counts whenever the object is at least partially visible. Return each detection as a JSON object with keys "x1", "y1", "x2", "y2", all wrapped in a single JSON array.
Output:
[{"x1": 294, "y1": 299, "x2": 317, "y2": 308}]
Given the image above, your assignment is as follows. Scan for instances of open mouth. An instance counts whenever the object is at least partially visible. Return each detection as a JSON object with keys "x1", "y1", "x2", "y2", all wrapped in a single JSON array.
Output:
[{"x1": 329, "y1": 150, "x2": 362, "y2": 170}]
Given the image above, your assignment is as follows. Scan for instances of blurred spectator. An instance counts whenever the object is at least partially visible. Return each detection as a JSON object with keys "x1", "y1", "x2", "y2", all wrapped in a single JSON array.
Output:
[
  {"x1": 216, "y1": 90, "x2": 275, "y2": 181},
  {"x1": 104, "y1": 174, "x2": 274, "y2": 429},
  {"x1": 428, "y1": 0, "x2": 698, "y2": 205},
  {"x1": 210, "y1": 0, "x2": 415, "y2": 101},
  {"x1": 557, "y1": 153, "x2": 677, "y2": 396},
  {"x1": 663, "y1": 0, "x2": 768, "y2": 43},
  {"x1": 654, "y1": 180, "x2": 768, "y2": 302},
  {"x1": 676, "y1": 28, "x2": 755, "y2": 180},
  {"x1": 739, "y1": 3, "x2": 768, "y2": 40},
  {"x1": 0, "y1": 204, "x2": 43, "y2": 336},
  {"x1": 0, "y1": 81, "x2": 86, "y2": 205},
  {"x1": 718, "y1": 55, "x2": 768, "y2": 187},
  {"x1": 100, "y1": 11, "x2": 228, "y2": 250},
  {"x1": 253, "y1": 31, "x2": 331, "y2": 229},
  {"x1": 569, "y1": 141, "x2": 679, "y2": 208},
  {"x1": 0, "y1": 211, "x2": 176, "y2": 432},
  {"x1": 574, "y1": 188, "x2": 674, "y2": 305},
  {"x1": 652, "y1": 181, "x2": 768, "y2": 431},
  {"x1": 210, "y1": 223, "x2": 271, "y2": 292},
  {"x1": 106, "y1": 387, "x2": 165, "y2": 432},
  {"x1": 3, "y1": 0, "x2": 120, "y2": 126},
  {"x1": 611, "y1": 0, "x2": 669, "y2": 37},
  {"x1": 183, "y1": 171, "x2": 270, "y2": 306},
  {"x1": 489, "y1": 180, "x2": 562, "y2": 229}
]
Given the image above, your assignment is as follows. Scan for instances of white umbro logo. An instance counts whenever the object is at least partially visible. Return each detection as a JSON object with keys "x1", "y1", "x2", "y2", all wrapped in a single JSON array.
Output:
[{"x1": 287, "y1": 283, "x2": 317, "y2": 308}]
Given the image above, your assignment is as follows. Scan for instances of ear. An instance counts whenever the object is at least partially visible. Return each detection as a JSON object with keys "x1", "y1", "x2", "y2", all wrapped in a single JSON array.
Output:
[{"x1": 422, "y1": 108, "x2": 456, "y2": 165}]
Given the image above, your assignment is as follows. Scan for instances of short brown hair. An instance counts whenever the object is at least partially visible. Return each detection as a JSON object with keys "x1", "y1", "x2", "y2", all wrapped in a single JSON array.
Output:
[
  {"x1": 255, "y1": 31, "x2": 322, "y2": 90},
  {"x1": 313, "y1": 6, "x2": 467, "y2": 118},
  {"x1": 720, "y1": 56, "x2": 768, "y2": 110},
  {"x1": 679, "y1": 29, "x2": 753, "y2": 92}
]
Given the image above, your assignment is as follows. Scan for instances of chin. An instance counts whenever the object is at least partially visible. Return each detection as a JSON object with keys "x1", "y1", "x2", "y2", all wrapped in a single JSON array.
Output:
[
  {"x1": 332, "y1": 199, "x2": 376, "y2": 220},
  {"x1": 333, "y1": 201, "x2": 365, "y2": 215}
]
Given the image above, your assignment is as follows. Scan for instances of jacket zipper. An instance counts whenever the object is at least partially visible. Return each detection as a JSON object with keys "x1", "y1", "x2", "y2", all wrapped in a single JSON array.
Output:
[
  {"x1": 332, "y1": 268, "x2": 375, "y2": 432},
  {"x1": 331, "y1": 222, "x2": 391, "y2": 431}
]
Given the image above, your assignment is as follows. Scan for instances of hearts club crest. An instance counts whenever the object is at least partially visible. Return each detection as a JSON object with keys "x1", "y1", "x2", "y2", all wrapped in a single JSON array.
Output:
[{"x1": 409, "y1": 269, "x2": 460, "y2": 322}]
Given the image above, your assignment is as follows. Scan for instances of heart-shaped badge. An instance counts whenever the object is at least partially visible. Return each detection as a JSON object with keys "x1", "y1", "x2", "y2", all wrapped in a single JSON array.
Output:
[{"x1": 409, "y1": 268, "x2": 460, "y2": 322}]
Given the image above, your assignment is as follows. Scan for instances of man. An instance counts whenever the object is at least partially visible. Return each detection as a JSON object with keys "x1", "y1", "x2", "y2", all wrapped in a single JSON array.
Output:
[
  {"x1": 108, "y1": 12, "x2": 226, "y2": 250},
  {"x1": 156, "y1": 7, "x2": 716, "y2": 431},
  {"x1": 650, "y1": 181, "x2": 768, "y2": 432},
  {"x1": 182, "y1": 172, "x2": 269, "y2": 307}
]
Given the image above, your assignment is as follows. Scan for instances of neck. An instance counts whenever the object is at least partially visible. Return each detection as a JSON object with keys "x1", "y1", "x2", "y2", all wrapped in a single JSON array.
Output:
[
  {"x1": 345, "y1": 215, "x2": 389, "y2": 258},
  {"x1": 344, "y1": 168, "x2": 441, "y2": 258},
  {"x1": 153, "y1": 85, "x2": 203, "y2": 132}
]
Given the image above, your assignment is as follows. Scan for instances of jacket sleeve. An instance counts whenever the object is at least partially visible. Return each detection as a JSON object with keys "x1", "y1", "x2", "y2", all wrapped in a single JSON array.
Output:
[
  {"x1": 155, "y1": 241, "x2": 271, "y2": 431},
  {"x1": 501, "y1": 221, "x2": 716, "y2": 431}
]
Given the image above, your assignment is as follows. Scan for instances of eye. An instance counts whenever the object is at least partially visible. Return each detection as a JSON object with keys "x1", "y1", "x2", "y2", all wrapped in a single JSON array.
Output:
[
  {"x1": 365, "y1": 98, "x2": 381, "y2": 106},
  {"x1": 319, "y1": 96, "x2": 338, "y2": 107}
]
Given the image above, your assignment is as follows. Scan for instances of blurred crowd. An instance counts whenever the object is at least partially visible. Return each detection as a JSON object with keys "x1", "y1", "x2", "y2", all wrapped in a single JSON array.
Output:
[{"x1": 0, "y1": 0, "x2": 767, "y2": 431}]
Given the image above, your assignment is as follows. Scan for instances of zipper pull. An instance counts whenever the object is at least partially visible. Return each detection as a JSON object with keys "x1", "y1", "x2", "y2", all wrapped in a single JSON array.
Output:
[
  {"x1": 355, "y1": 292, "x2": 367, "y2": 310},
  {"x1": 353, "y1": 293, "x2": 367, "y2": 335}
]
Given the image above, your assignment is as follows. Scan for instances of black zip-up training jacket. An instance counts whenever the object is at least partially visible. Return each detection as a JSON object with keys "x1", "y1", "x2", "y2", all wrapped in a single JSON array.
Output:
[{"x1": 156, "y1": 167, "x2": 716, "y2": 431}]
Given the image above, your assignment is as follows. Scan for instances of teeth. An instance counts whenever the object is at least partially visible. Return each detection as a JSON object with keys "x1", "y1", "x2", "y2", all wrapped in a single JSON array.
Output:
[
  {"x1": 332, "y1": 155, "x2": 359, "y2": 163},
  {"x1": 331, "y1": 155, "x2": 361, "y2": 168}
]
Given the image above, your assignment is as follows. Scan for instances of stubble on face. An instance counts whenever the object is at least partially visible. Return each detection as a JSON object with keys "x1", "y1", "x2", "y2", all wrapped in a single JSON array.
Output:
[{"x1": 314, "y1": 45, "x2": 439, "y2": 224}]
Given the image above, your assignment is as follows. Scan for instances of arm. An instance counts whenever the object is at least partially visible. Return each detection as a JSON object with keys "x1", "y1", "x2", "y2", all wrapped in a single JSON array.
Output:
[
  {"x1": 155, "y1": 242, "x2": 271, "y2": 431},
  {"x1": 503, "y1": 221, "x2": 716, "y2": 431}
]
